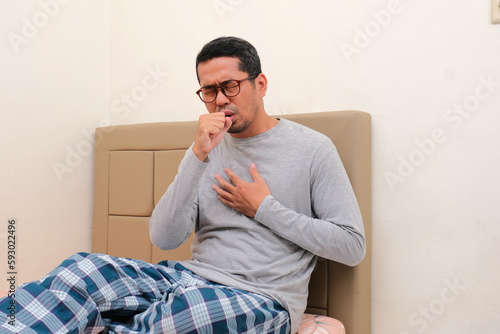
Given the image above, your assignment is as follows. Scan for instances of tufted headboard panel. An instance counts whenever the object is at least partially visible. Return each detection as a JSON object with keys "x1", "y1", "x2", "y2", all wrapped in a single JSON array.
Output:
[{"x1": 92, "y1": 110, "x2": 371, "y2": 334}]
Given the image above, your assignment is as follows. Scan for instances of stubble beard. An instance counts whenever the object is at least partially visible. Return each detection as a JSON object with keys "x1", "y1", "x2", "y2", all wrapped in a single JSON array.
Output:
[
  {"x1": 227, "y1": 102, "x2": 259, "y2": 135},
  {"x1": 228, "y1": 116, "x2": 250, "y2": 134}
]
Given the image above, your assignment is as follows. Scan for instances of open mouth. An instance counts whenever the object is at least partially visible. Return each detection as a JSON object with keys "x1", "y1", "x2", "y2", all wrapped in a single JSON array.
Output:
[{"x1": 223, "y1": 110, "x2": 235, "y2": 121}]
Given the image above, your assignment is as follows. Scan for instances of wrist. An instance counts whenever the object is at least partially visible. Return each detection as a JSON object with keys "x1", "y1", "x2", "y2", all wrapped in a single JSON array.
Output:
[{"x1": 192, "y1": 145, "x2": 209, "y2": 162}]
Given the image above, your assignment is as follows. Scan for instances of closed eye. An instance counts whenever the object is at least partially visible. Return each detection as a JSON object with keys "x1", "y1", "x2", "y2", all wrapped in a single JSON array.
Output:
[
  {"x1": 201, "y1": 86, "x2": 217, "y2": 93},
  {"x1": 221, "y1": 80, "x2": 239, "y2": 89}
]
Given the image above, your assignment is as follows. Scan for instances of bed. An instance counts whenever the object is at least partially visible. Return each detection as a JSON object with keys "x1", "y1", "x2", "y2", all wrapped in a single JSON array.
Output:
[{"x1": 92, "y1": 110, "x2": 371, "y2": 333}]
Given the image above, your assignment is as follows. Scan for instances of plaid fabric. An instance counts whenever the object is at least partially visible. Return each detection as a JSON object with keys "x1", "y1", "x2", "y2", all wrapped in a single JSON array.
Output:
[{"x1": 0, "y1": 252, "x2": 290, "y2": 333}]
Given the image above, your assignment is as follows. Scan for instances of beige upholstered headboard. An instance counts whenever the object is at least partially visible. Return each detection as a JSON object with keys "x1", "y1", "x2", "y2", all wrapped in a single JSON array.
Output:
[{"x1": 92, "y1": 110, "x2": 371, "y2": 334}]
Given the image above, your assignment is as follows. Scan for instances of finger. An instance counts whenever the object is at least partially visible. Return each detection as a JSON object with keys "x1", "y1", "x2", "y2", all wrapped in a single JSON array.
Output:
[
  {"x1": 201, "y1": 113, "x2": 226, "y2": 130},
  {"x1": 217, "y1": 193, "x2": 234, "y2": 208},
  {"x1": 200, "y1": 113, "x2": 223, "y2": 125},
  {"x1": 224, "y1": 168, "x2": 242, "y2": 186},
  {"x1": 210, "y1": 116, "x2": 227, "y2": 133},
  {"x1": 213, "y1": 185, "x2": 237, "y2": 210},
  {"x1": 206, "y1": 113, "x2": 231, "y2": 144},
  {"x1": 222, "y1": 116, "x2": 232, "y2": 132},
  {"x1": 249, "y1": 163, "x2": 262, "y2": 182},
  {"x1": 212, "y1": 118, "x2": 232, "y2": 143},
  {"x1": 198, "y1": 122, "x2": 222, "y2": 140},
  {"x1": 215, "y1": 174, "x2": 236, "y2": 192},
  {"x1": 212, "y1": 184, "x2": 231, "y2": 198}
]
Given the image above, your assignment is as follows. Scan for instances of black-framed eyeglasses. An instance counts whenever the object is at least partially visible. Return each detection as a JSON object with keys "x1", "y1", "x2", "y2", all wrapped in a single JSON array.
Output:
[{"x1": 196, "y1": 76, "x2": 258, "y2": 103}]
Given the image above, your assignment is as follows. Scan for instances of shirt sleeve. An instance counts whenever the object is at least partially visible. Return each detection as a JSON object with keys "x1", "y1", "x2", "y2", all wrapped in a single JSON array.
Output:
[
  {"x1": 149, "y1": 146, "x2": 207, "y2": 250},
  {"x1": 254, "y1": 148, "x2": 366, "y2": 266}
]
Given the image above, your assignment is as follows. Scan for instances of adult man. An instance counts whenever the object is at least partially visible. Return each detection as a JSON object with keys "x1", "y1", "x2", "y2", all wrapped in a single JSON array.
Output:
[
  {"x1": 0, "y1": 37, "x2": 365, "y2": 333},
  {"x1": 149, "y1": 36, "x2": 366, "y2": 333}
]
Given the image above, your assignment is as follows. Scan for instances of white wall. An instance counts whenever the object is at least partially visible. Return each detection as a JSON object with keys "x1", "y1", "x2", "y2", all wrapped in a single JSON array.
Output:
[
  {"x1": 1, "y1": 0, "x2": 108, "y2": 286},
  {"x1": 1, "y1": 1, "x2": 499, "y2": 333}
]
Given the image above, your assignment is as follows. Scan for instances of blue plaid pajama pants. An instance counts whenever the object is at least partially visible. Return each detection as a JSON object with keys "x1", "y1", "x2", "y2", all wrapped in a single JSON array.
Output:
[{"x1": 0, "y1": 252, "x2": 290, "y2": 333}]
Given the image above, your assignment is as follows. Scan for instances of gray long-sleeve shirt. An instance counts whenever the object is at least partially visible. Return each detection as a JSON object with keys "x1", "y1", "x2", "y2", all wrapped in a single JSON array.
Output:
[{"x1": 150, "y1": 118, "x2": 365, "y2": 333}]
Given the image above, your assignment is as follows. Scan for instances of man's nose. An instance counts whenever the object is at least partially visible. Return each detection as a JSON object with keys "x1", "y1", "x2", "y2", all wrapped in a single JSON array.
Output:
[{"x1": 215, "y1": 88, "x2": 230, "y2": 106}]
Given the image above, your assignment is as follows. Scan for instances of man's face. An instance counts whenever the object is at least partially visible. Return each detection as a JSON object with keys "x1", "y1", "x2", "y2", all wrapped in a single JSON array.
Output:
[{"x1": 196, "y1": 57, "x2": 265, "y2": 137}]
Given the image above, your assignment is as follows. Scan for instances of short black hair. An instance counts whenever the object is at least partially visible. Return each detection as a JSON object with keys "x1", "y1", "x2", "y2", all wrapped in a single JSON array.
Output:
[{"x1": 195, "y1": 36, "x2": 262, "y2": 83}]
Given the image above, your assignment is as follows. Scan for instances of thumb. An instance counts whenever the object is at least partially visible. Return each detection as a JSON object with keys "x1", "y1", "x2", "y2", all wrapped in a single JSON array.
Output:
[
  {"x1": 249, "y1": 163, "x2": 262, "y2": 182},
  {"x1": 222, "y1": 116, "x2": 232, "y2": 133},
  {"x1": 212, "y1": 117, "x2": 232, "y2": 147}
]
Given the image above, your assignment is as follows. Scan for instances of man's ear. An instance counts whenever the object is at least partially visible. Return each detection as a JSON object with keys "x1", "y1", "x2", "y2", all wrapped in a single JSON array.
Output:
[{"x1": 255, "y1": 73, "x2": 268, "y2": 97}]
